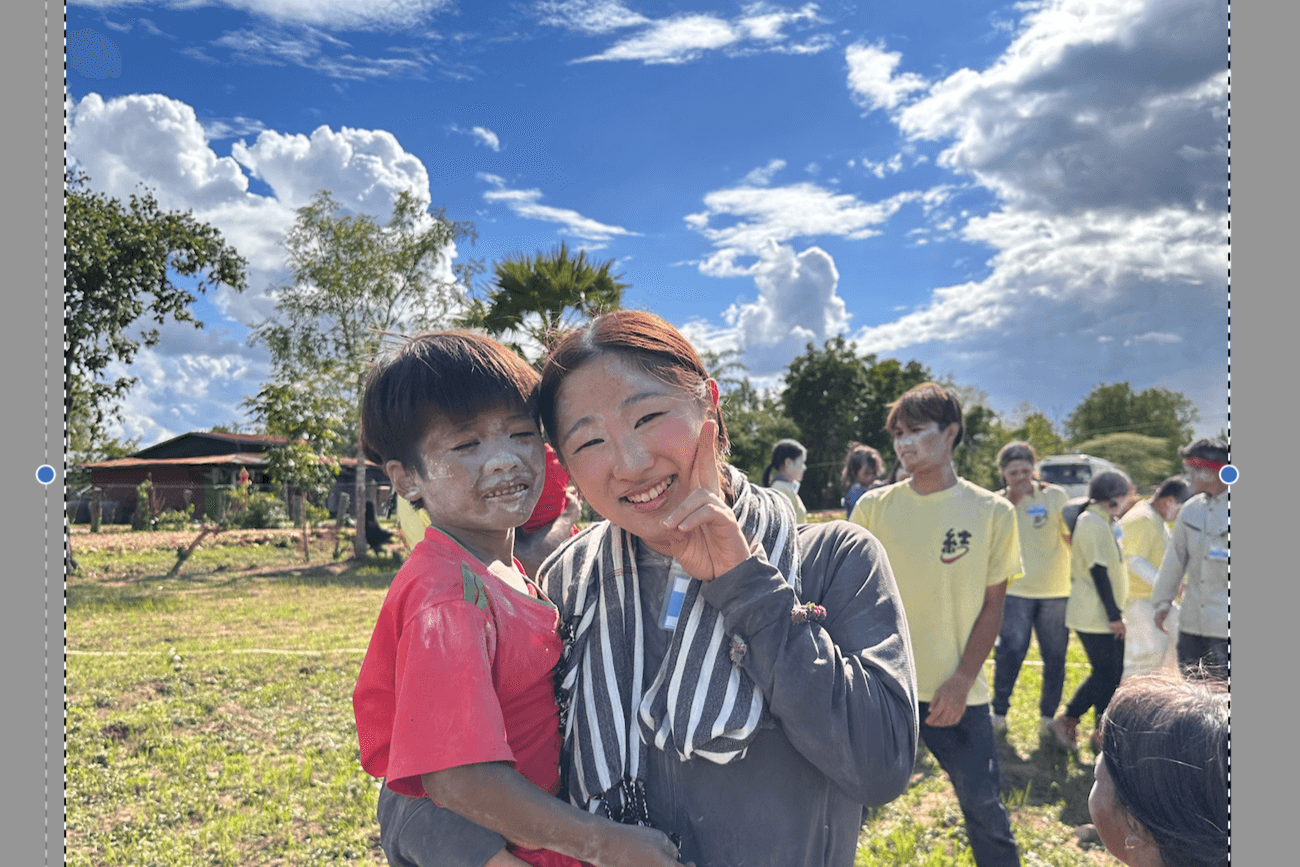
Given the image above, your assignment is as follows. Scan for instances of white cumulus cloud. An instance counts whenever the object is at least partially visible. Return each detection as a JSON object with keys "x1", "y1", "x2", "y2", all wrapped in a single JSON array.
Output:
[
  {"x1": 894, "y1": 0, "x2": 1229, "y2": 214},
  {"x1": 679, "y1": 242, "x2": 849, "y2": 380},
  {"x1": 845, "y1": 42, "x2": 929, "y2": 113},
  {"x1": 686, "y1": 180, "x2": 921, "y2": 276},
  {"x1": 828, "y1": 0, "x2": 1228, "y2": 429},
  {"x1": 67, "y1": 91, "x2": 457, "y2": 445}
]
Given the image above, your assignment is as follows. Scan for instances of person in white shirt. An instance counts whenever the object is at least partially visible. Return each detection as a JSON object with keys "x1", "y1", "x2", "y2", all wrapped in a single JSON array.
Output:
[
  {"x1": 1151, "y1": 439, "x2": 1230, "y2": 681},
  {"x1": 1118, "y1": 476, "x2": 1191, "y2": 680},
  {"x1": 763, "y1": 438, "x2": 809, "y2": 523}
]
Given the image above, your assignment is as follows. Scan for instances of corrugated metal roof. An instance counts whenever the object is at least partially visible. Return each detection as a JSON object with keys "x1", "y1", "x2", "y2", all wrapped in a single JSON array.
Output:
[
  {"x1": 81, "y1": 453, "x2": 271, "y2": 469},
  {"x1": 81, "y1": 454, "x2": 382, "y2": 469}
]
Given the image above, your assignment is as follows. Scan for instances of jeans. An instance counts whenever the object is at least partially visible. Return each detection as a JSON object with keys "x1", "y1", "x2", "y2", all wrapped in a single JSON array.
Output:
[
  {"x1": 991, "y1": 595, "x2": 1069, "y2": 718},
  {"x1": 918, "y1": 703, "x2": 1021, "y2": 867},
  {"x1": 1064, "y1": 631, "x2": 1125, "y2": 722},
  {"x1": 1177, "y1": 632, "x2": 1231, "y2": 681}
]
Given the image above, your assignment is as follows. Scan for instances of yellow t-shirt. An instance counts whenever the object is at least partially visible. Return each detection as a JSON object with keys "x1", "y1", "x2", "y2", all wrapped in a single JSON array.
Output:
[
  {"x1": 1066, "y1": 504, "x2": 1129, "y2": 633},
  {"x1": 850, "y1": 478, "x2": 1022, "y2": 704},
  {"x1": 396, "y1": 496, "x2": 432, "y2": 551},
  {"x1": 1118, "y1": 500, "x2": 1167, "y2": 601},
  {"x1": 1003, "y1": 483, "x2": 1071, "y2": 599}
]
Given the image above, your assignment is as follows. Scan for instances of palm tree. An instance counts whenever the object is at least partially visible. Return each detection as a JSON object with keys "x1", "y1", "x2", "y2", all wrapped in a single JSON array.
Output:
[{"x1": 458, "y1": 241, "x2": 626, "y2": 360}]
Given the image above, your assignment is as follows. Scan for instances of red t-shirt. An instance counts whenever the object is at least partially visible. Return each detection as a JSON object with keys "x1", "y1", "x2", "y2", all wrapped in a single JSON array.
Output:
[{"x1": 354, "y1": 528, "x2": 581, "y2": 867}]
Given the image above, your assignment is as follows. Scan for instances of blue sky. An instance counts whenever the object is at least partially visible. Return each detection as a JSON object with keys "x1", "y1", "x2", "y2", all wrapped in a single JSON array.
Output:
[{"x1": 66, "y1": 0, "x2": 1230, "y2": 449}]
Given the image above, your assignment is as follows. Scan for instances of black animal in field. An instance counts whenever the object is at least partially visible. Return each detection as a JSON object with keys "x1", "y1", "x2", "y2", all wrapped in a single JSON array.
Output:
[{"x1": 364, "y1": 501, "x2": 395, "y2": 555}]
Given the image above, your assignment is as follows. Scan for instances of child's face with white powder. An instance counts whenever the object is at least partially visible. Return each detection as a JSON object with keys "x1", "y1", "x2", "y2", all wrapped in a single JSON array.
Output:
[{"x1": 389, "y1": 402, "x2": 546, "y2": 557}]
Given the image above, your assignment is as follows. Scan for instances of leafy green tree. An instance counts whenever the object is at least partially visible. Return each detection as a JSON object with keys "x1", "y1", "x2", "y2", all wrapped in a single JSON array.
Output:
[
  {"x1": 720, "y1": 380, "x2": 801, "y2": 485},
  {"x1": 65, "y1": 170, "x2": 247, "y2": 461},
  {"x1": 252, "y1": 189, "x2": 474, "y2": 559},
  {"x1": 1065, "y1": 382, "x2": 1198, "y2": 468},
  {"x1": 699, "y1": 347, "x2": 749, "y2": 395},
  {"x1": 954, "y1": 403, "x2": 1010, "y2": 491},
  {"x1": 457, "y1": 241, "x2": 625, "y2": 361},
  {"x1": 858, "y1": 358, "x2": 932, "y2": 462},
  {"x1": 781, "y1": 337, "x2": 875, "y2": 509},
  {"x1": 242, "y1": 380, "x2": 346, "y2": 527},
  {"x1": 1071, "y1": 432, "x2": 1176, "y2": 490},
  {"x1": 780, "y1": 337, "x2": 932, "y2": 508},
  {"x1": 1004, "y1": 407, "x2": 1069, "y2": 465}
]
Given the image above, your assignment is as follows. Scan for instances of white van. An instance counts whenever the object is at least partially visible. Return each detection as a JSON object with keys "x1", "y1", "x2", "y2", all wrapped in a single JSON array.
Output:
[{"x1": 1035, "y1": 454, "x2": 1123, "y2": 499}]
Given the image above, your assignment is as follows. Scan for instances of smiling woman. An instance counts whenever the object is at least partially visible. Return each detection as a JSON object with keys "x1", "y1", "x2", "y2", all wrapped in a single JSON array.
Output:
[{"x1": 529, "y1": 309, "x2": 918, "y2": 867}]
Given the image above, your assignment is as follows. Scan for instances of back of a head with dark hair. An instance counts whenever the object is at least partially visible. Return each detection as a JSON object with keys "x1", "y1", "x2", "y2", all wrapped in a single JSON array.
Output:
[
  {"x1": 538, "y1": 309, "x2": 729, "y2": 459},
  {"x1": 360, "y1": 331, "x2": 540, "y2": 474},
  {"x1": 1181, "y1": 438, "x2": 1230, "y2": 465},
  {"x1": 762, "y1": 438, "x2": 806, "y2": 487},
  {"x1": 997, "y1": 440, "x2": 1038, "y2": 470},
  {"x1": 886, "y1": 382, "x2": 964, "y2": 448},
  {"x1": 842, "y1": 442, "x2": 883, "y2": 485},
  {"x1": 1088, "y1": 469, "x2": 1133, "y2": 505},
  {"x1": 1155, "y1": 476, "x2": 1192, "y2": 504},
  {"x1": 1101, "y1": 672, "x2": 1230, "y2": 867}
]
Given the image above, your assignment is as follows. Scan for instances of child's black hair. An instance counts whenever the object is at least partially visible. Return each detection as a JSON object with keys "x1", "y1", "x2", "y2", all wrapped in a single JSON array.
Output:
[{"x1": 360, "y1": 331, "x2": 540, "y2": 476}]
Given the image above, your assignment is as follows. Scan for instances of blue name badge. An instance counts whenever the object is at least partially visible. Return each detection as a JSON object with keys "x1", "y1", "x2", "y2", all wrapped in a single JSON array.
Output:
[
  {"x1": 659, "y1": 561, "x2": 693, "y2": 631},
  {"x1": 1113, "y1": 524, "x2": 1124, "y2": 540},
  {"x1": 1026, "y1": 504, "x2": 1047, "y2": 518},
  {"x1": 1208, "y1": 545, "x2": 1230, "y2": 562}
]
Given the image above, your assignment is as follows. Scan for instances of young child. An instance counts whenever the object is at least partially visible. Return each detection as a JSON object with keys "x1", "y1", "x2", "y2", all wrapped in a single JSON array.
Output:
[
  {"x1": 351, "y1": 331, "x2": 681, "y2": 867},
  {"x1": 841, "y1": 441, "x2": 883, "y2": 519}
]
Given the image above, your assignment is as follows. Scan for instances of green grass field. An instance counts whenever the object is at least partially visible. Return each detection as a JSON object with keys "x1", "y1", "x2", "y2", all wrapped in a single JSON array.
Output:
[{"x1": 67, "y1": 524, "x2": 1116, "y2": 866}]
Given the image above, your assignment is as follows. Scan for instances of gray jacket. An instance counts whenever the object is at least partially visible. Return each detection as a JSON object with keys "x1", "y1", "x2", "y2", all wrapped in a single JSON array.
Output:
[
  {"x1": 1152, "y1": 490, "x2": 1230, "y2": 639},
  {"x1": 376, "y1": 520, "x2": 918, "y2": 867}
]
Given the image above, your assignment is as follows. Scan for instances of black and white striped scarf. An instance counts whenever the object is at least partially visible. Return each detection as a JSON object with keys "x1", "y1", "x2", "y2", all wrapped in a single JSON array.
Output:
[{"x1": 543, "y1": 467, "x2": 802, "y2": 821}]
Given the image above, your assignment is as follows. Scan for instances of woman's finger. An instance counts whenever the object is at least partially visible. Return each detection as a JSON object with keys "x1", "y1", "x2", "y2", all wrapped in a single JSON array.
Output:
[
  {"x1": 691, "y1": 419, "x2": 722, "y2": 498},
  {"x1": 662, "y1": 488, "x2": 723, "y2": 530},
  {"x1": 669, "y1": 499, "x2": 733, "y2": 535}
]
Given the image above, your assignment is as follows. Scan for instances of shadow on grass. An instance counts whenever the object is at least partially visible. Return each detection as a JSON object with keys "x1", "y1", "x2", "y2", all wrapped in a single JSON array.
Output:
[
  {"x1": 264, "y1": 558, "x2": 401, "y2": 590},
  {"x1": 996, "y1": 737, "x2": 1096, "y2": 826},
  {"x1": 66, "y1": 582, "x2": 183, "y2": 613}
]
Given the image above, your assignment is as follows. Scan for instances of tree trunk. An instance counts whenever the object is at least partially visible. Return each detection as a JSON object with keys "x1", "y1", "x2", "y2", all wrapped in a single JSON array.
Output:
[
  {"x1": 166, "y1": 525, "x2": 220, "y2": 579},
  {"x1": 298, "y1": 494, "x2": 310, "y2": 563},
  {"x1": 334, "y1": 491, "x2": 350, "y2": 560},
  {"x1": 354, "y1": 405, "x2": 367, "y2": 560}
]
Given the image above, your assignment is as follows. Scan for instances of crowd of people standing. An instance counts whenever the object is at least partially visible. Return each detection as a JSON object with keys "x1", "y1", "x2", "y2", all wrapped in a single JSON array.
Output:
[
  {"x1": 351, "y1": 312, "x2": 1228, "y2": 867},
  {"x1": 769, "y1": 387, "x2": 1230, "y2": 867}
]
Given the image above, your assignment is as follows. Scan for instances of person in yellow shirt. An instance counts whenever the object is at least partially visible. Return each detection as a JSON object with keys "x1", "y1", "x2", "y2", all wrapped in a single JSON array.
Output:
[
  {"x1": 1118, "y1": 476, "x2": 1191, "y2": 680},
  {"x1": 1047, "y1": 470, "x2": 1132, "y2": 754},
  {"x1": 850, "y1": 382, "x2": 1022, "y2": 867},
  {"x1": 989, "y1": 442, "x2": 1072, "y2": 739}
]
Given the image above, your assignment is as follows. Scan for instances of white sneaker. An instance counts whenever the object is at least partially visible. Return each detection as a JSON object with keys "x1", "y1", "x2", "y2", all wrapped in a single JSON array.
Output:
[
  {"x1": 991, "y1": 713, "x2": 1007, "y2": 733},
  {"x1": 1039, "y1": 717, "x2": 1055, "y2": 735}
]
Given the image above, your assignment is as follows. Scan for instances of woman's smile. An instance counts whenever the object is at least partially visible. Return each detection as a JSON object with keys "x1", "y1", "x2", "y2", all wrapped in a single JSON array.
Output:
[{"x1": 624, "y1": 475, "x2": 676, "y2": 507}]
